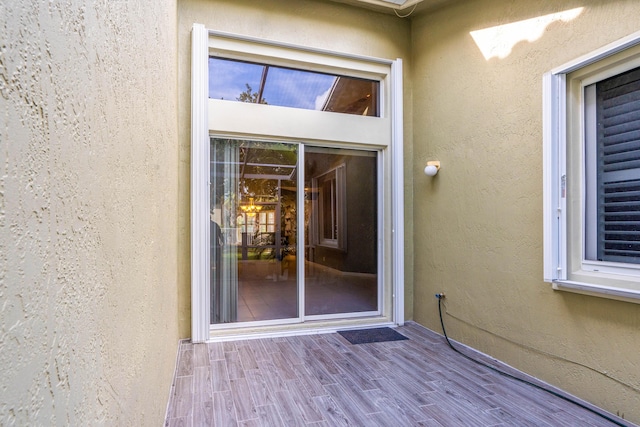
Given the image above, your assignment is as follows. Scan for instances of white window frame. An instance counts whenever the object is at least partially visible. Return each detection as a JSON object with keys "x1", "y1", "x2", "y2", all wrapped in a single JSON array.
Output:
[
  {"x1": 313, "y1": 164, "x2": 347, "y2": 250},
  {"x1": 543, "y1": 30, "x2": 640, "y2": 303},
  {"x1": 190, "y1": 24, "x2": 405, "y2": 342}
]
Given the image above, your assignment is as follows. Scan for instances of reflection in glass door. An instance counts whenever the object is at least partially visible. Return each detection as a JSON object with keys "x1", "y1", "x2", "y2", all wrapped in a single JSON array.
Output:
[
  {"x1": 304, "y1": 147, "x2": 378, "y2": 317},
  {"x1": 210, "y1": 138, "x2": 298, "y2": 324}
]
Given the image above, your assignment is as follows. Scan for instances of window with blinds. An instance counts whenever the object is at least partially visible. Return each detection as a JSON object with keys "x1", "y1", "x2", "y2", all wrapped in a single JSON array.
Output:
[
  {"x1": 586, "y1": 66, "x2": 640, "y2": 264},
  {"x1": 543, "y1": 33, "x2": 640, "y2": 299}
]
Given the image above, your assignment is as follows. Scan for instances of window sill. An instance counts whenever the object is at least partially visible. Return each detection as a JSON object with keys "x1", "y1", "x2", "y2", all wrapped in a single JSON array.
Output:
[{"x1": 552, "y1": 280, "x2": 640, "y2": 304}]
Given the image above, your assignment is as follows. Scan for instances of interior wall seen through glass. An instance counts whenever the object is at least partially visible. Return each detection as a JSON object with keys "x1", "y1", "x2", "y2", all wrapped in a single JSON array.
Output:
[{"x1": 305, "y1": 147, "x2": 378, "y2": 316}]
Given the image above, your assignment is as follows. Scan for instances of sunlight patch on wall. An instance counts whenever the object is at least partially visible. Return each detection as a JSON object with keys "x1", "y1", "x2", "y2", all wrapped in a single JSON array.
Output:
[{"x1": 470, "y1": 7, "x2": 584, "y2": 60}]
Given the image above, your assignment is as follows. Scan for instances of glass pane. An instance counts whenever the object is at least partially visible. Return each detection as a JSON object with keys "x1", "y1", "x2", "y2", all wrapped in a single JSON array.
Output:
[
  {"x1": 208, "y1": 58, "x2": 264, "y2": 102},
  {"x1": 305, "y1": 147, "x2": 378, "y2": 316},
  {"x1": 210, "y1": 138, "x2": 298, "y2": 324},
  {"x1": 209, "y1": 57, "x2": 379, "y2": 116},
  {"x1": 591, "y1": 66, "x2": 640, "y2": 264},
  {"x1": 262, "y1": 66, "x2": 335, "y2": 110}
]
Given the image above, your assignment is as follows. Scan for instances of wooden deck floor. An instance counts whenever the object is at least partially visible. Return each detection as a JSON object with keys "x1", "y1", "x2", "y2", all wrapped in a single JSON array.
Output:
[{"x1": 165, "y1": 322, "x2": 633, "y2": 426}]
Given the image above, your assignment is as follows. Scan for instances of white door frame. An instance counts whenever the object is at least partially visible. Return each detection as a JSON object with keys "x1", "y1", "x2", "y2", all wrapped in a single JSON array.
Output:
[{"x1": 190, "y1": 23, "x2": 404, "y2": 342}]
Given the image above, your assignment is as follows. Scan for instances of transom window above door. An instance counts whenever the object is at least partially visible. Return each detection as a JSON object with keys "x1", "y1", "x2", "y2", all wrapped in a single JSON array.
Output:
[{"x1": 209, "y1": 57, "x2": 380, "y2": 116}]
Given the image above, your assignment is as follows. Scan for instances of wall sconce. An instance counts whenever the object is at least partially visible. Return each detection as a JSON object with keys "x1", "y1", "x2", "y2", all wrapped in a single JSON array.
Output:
[{"x1": 424, "y1": 161, "x2": 440, "y2": 177}]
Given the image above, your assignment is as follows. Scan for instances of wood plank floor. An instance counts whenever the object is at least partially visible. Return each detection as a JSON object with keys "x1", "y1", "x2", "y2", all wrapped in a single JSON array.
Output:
[{"x1": 165, "y1": 322, "x2": 633, "y2": 426}]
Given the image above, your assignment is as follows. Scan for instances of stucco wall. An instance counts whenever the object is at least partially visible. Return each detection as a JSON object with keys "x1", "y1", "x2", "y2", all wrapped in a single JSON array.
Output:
[
  {"x1": 412, "y1": 0, "x2": 640, "y2": 422},
  {"x1": 177, "y1": 0, "x2": 414, "y2": 337},
  {"x1": 0, "y1": 1, "x2": 179, "y2": 425}
]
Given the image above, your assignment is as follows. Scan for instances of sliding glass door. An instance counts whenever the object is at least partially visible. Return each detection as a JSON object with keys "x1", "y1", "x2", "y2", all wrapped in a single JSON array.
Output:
[
  {"x1": 210, "y1": 138, "x2": 299, "y2": 324},
  {"x1": 304, "y1": 147, "x2": 378, "y2": 317},
  {"x1": 209, "y1": 138, "x2": 379, "y2": 326}
]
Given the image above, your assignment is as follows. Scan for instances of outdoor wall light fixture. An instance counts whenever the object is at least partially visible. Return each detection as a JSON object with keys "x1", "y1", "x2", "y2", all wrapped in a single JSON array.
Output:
[{"x1": 424, "y1": 161, "x2": 441, "y2": 177}]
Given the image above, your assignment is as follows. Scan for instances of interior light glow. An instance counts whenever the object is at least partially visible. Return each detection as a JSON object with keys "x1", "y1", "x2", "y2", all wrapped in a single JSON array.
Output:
[
  {"x1": 240, "y1": 197, "x2": 262, "y2": 215},
  {"x1": 470, "y1": 7, "x2": 584, "y2": 60}
]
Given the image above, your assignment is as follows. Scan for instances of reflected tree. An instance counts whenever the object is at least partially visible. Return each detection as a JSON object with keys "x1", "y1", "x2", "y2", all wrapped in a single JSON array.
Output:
[{"x1": 236, "y1": 84, "x2": 268, "y2": 104}]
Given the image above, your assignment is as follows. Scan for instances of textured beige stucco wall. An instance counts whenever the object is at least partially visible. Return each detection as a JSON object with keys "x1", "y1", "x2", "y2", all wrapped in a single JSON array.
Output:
[
  {"x1": 1, "y1": 1, "x2": 179, "y2": 425},
  {"x1": 177, "y1": 0, "x2": 413, "y2": 337},
  {"x1": 412, "y1": 0, "x2": 640, "y2": 422}
]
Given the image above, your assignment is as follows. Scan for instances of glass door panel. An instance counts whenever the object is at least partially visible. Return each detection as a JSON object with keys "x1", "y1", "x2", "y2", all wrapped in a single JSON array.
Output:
[
  {"x1": 210, "y1": 138, "x2": 298, "y2": 324},
  {"x1": 304, "y1": 147, "x2": 378, "y2": 316}
]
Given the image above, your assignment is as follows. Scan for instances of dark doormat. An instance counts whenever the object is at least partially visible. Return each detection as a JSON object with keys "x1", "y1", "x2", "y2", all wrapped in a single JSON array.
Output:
[{"x1": 338, "y1": 327, "x2": 408, "y2": 345}]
